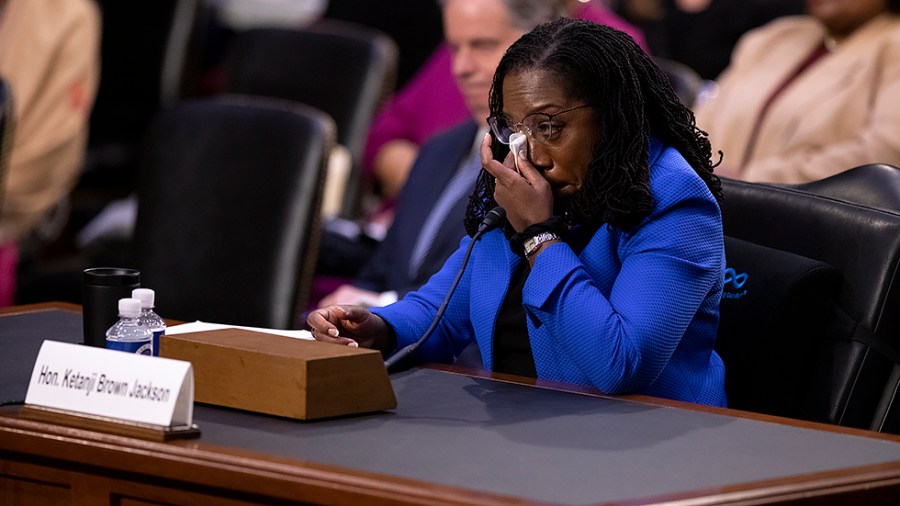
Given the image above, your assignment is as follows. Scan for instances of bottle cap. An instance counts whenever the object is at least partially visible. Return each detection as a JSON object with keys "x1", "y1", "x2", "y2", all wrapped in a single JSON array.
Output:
[
  {"x1": 132, "y1": 288, "x2": 155, "y2": 308},
  {"x1": 118, "y1": 298, "x2": 143, "y2": 318}
]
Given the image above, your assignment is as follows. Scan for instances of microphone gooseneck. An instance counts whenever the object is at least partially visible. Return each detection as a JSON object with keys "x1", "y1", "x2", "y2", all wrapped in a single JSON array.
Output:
[{"x1": 384, "y1": 207, "x2": 506, "y2": 372}]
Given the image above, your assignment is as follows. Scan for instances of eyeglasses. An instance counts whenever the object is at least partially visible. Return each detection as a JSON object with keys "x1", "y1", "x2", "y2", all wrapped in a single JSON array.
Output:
[{"x1": 488, "y1": 104, "x2": 592, "y2": 145}]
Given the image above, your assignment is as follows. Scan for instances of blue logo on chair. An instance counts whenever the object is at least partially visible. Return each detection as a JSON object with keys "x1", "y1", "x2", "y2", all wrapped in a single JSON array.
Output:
[{"x1": 723, "y1": 268, "x2": 749, "y2": 299}]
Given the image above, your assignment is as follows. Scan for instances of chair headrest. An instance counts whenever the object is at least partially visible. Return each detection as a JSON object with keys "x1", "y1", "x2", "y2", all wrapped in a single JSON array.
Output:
[{"x1": 794, "y1": 164, "x2": 900, "y2": 213}]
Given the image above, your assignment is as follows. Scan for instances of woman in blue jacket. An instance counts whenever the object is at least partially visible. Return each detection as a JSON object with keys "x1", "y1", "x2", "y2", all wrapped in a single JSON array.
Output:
[{"x1": 308, "y1": 18, "x2": 728, "y2": 407}]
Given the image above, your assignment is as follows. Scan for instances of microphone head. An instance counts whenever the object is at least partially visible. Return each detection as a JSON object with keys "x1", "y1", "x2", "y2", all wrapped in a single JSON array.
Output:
[
  {"x1": 487, "y1": 206, "x2": 506, "y2": 222},
  {"x1": 477, "y1": 207, "x2": 506, "y2": 234}
]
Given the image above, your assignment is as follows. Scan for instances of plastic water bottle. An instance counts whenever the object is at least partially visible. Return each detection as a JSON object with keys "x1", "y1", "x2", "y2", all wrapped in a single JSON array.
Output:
[
  {"x1": 132, "y1": 288, "x2": 166, "y2": 357},
  {"x1": 105, "y1": 298, "x2": 153, "y2": 355}
]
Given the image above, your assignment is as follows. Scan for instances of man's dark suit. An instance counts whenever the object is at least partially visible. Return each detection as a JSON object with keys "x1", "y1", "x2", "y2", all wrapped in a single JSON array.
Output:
[{"x1": 355, "y1": 120, "x2": 480, "y2": 296}]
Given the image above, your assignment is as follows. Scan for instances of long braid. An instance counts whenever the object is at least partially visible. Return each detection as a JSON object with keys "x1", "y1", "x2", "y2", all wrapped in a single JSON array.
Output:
[{"x1": 465, "y1": 18, "x2": 722, "y2": 236}]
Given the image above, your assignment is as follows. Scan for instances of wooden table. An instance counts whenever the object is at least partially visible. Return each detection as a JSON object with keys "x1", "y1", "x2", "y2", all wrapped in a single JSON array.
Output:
[{"x1": 3, "y1": 302, "x2": 900, "y2": 505}]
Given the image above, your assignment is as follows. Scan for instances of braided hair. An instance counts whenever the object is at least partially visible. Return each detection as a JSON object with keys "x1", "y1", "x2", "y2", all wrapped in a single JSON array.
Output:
[{"x1": 464, "y1": 18, "x2": 723, "y2": 236}]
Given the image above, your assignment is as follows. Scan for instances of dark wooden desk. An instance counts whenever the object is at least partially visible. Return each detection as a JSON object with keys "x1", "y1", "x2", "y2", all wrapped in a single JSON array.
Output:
[{"x1": 3, "y1": 302, "x2": 900, "y2": 505}]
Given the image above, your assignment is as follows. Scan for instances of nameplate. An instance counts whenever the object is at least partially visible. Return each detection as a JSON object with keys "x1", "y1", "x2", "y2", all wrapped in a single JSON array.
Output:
[{"x1": 25, "y1": 340, "x2": 194, "y2": 428}]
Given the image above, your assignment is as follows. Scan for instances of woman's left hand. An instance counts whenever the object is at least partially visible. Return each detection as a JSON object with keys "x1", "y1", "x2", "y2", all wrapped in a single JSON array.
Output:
[{"x1": 480, "y1": 133, "x2": 553, "y2": 232}]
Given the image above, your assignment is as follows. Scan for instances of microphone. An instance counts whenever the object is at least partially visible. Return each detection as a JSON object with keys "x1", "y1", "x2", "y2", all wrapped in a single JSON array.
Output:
[
  {"x1": 384, "y1": 207, "x2": 506, "y2": 372},
  {"x1": 477, "y1": 206, "x2": 507, "y2": 235}
]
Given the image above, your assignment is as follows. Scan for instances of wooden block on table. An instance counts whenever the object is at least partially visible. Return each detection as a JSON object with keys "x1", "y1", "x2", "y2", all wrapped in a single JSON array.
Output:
[{"x1": 160, "y1": 328, "x2": 396, "y2": 420}]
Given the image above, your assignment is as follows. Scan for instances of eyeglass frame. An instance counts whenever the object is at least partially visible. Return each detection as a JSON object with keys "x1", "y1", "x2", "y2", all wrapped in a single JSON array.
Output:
[{"x1": 487, "y1": 104, "x2": 593, "y2": 145}]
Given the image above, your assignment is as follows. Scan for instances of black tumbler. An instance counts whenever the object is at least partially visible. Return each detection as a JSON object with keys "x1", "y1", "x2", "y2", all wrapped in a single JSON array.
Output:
[{"x1": 82, "y1": 267, "x2": 141, "y2": 348}]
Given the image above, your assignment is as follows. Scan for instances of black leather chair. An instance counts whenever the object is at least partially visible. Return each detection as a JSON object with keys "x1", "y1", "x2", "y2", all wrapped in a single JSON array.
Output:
[
  {"x1": 786, "y1": 163, "x2": 900, "y2": 432},
  {"x1": 81, "y1": 0, "x2": 211, "y2": 196},
  {"x1": 221, "y1": 20, "x2": 397, "y2": 217},
  {"x1": 131, "y1": 96, "x2": 335, "y2": 329},
  {"x1": 795, "y1": 163, "x2": 900, "y2": 213},
  {"x1": 718, "y1": 176, "x2": 900, "y2": 430}
]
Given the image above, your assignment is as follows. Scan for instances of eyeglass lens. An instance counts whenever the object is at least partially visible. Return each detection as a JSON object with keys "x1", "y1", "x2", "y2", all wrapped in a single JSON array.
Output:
[
  {"x1": 491, "y1": 115, "x2": 553, "y2": 144},
  {"x1": 490, "y1": 105, "x2": 590, "y2": 145}
]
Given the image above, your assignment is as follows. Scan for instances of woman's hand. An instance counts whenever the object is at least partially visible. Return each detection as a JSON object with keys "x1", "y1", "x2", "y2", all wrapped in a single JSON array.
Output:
[
  {"x1": 307, "y1": 305, "x2": 393, "y2": 351},
  {"x1": 480, "y1": 133, "x2": 553, "y2": 232}
]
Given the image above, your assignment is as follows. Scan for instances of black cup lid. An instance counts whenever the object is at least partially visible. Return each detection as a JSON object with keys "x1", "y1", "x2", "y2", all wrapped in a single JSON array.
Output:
[{"x1": 82, "y1": 267, "x2": 141, "y2": 286}]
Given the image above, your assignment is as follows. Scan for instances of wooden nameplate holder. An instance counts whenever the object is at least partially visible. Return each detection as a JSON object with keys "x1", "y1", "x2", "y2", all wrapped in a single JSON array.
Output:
[
  {"x1": 20, "y1": 405, "x2": 201, "y2": 442},
  {"x1": 160, "y1": 329, "x2": 397, "y2": 420}
]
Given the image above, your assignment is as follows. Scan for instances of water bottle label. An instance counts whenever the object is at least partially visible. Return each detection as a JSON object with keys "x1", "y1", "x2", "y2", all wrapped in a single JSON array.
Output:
[
  {"x1": 151, "y1": 329, "x2": 165, "y2": 357},
  {"x1": 107, "y1": 340, "x2": 153, "y2": 355}
]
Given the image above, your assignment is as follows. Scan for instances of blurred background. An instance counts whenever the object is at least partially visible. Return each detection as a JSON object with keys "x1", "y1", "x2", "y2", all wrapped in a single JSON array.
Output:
[{"x1": 3, "y1": 0, "x2": 810, "y2": 309}]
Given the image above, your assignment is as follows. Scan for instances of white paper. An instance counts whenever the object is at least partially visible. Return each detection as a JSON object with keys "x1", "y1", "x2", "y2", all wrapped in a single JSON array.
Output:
[
  {"x1": 25, "y1": 340, "x2": 194, "y2": 427},
  {"x1": 166, "y1": 320, "x2": 313, "y2": 340}
]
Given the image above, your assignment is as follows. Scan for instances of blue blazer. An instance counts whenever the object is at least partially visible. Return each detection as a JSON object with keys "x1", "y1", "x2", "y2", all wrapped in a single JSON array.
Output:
[
  {"x1": 374, "y1": 139, "x2": 728, "y2": 407},
  {"x1": 356, "y1": 120, "x2": 480, "y2": 296}
]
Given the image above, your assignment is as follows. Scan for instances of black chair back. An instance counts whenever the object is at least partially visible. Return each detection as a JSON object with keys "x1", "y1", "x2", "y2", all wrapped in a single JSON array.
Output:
[
  {"x1": 795, "y1": 163, "x2": 900, "y2": 213},
  {"x1": 84, "y1": 0, "x2": 211, "y2": 185},
  {"x1": 719, "y1": 177, "x2": 900, "y2": 429},
  {"x1": 132, "y1": 96, "x2": 334, "y2": 329},
  {"x1": 222, "y1": 20, "x2": 397, "y2": 217},
  {"x1": 789, "y1": 163, "x2": 900, "y2": 432}
]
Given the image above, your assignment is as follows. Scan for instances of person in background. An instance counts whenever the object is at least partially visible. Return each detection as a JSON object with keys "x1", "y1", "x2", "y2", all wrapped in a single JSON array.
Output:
[
  {"x1": 694, "y1": 0, "x2": 900, "y2": 183},
  {"x1": 363, "y1": 0, "x2": 648, "y2": 205},
  {"x1": 0, "y1": 0, "x2": 101, "y2": 306},
  {"x1": 310, "y1": 18, "x2": 727, "y2": 406},
  {"x1": 316, "y1": 0, "x2": 564, "y2": 309},
  {"x1": 612, "y1": 0, "x2": 804, "y2": 80},
  {"x1": 314, "y1": 0, "x2": 647, "y2": 295}
]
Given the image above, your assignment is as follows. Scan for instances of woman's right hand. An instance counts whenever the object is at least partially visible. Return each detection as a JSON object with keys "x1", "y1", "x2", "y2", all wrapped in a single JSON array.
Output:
[
  {"x1": 307, "y1": 305, "x2": 391, "y2": 351},
  {"x1": 480, "y1": 133, "x2": 553, "y2": 233}
]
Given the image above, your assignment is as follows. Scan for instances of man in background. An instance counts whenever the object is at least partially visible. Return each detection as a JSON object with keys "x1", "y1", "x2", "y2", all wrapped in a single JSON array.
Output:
[{"x1": 317, "y1": 0, "x2": 564, "y2": 308}]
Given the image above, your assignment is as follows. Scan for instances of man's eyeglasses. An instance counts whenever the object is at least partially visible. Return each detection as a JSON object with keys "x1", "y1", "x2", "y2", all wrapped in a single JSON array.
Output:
[{"x1": 488, "y1": 104, "x2": 592, "y2": 145}]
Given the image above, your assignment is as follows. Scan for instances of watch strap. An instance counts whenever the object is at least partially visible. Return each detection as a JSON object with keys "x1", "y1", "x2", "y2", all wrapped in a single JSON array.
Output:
[{"x1": 523, "y1": 231, "x2": 560, "y2": 257}]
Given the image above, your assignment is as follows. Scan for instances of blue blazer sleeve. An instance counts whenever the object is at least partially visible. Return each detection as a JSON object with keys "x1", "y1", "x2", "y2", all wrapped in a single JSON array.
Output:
[{"x1": 372, "y1": 235, "x2": 477, "y2": 363}]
